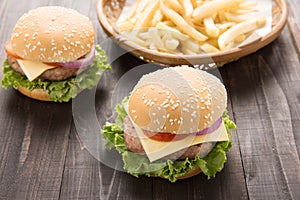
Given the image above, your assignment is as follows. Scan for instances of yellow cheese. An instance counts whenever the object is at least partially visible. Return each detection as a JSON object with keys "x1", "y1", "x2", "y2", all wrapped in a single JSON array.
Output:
[
  {"x1": 16, "y1": 59, "x2": 56, "y2": 81},
  {"x1": 132, "y1": 121, "x2": 228, "y2": 162},
  {"x1": 124, "y1": 101, "x2": 229, "y2": 162}
]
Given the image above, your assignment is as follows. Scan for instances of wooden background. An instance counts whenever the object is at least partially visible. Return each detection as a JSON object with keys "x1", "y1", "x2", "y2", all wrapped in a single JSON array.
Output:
[{"x1": 0, "y1": 0, "x2": 299, "y2": 199}]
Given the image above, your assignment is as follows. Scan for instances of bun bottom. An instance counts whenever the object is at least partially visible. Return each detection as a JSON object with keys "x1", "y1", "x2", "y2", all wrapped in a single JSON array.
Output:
[
  {"x1": 153, "y1": 165, "x2": 202, "y2": 181},
  {"x1": 18, "y1": 86, "x2": 51, "y2": 101},
  {"x1": 176, "y1": 165, "x2": 202, "y2": 180}
]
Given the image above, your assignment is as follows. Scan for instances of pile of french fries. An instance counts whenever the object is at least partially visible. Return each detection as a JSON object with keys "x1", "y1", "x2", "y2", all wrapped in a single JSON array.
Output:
[{"x1": 115, "y1": 0, "x2": 266, "y2": 55}]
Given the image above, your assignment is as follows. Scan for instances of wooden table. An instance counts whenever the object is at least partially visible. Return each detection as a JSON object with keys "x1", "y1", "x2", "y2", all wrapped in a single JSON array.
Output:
[{"x1": 0, "y1": 0, "x2": 299, "y2": 199}]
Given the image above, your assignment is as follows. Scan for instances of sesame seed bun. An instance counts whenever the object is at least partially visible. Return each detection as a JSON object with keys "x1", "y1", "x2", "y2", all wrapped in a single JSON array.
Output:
[
  {"x1": 11, "y1": 6, "x2": 95, "y2": 62},
  {"x1": 128, "y1": 66, "x2": 227, "y2": 134}
]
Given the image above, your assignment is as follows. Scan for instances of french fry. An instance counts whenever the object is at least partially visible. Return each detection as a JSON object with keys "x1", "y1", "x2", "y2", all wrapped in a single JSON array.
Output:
[
  {"x1": 224, "y1": 12, "x2": 251, "y2": 23},
  {"x1": 182, "y1": 39, "x2": 200, "y2": 52},
  {"x1": 162, "y1": 20, "x2": 176, "y2": 27},
  {"x1": 161, "y1": 30, "x2": 172, "y2": 41},
  {"x1": 238, "y1": 1, "x2": 258, "y2": 10},
  {"x1": 165, "y1": 39, "x2": 180, "y2": 50},
  {"x1": 180, "y1": 0, "x2": 194, "y2": 17},
  {"x1": 233, "y1": 8, "x2": 258, "y2": 14},
  {"x1": 163, "y1": 0, "x2": 182, "y2": 12},
  {"x1": 136, "y1": 0, "x2": 151, "y2": 14},
  {"x1": 149, "y1": 43, "x2": 157, "y2": 50},
  {"x1": 216, "y1": 22, "x2": 236, "y2": 32},
  {"x1": 234, "y1": 34, "x2": 246, "y2": 43},
  {"x1": 116, "y1": 20, "x2": 135, "y2": 32},
  {"x1": 182, "y1": 47, "x2": 197, "y2": 55},
  {"x1": 200, "y1": 43, "x2": 220, "y2": 53},
  {"x1": 125, "y1": 0, "x2": 140, "y2": 19},
  {"x1": 134, "y1": 0, "x2": 159, "y2": 30},
  {"x1": 193, "y1": 0, "x2": 243, "y2": 21},
  {"x1": 156, "y1": 22, "x2": 190, "y2": 41},
  {"x1": 192, "y1": 0, "x2": 205, "y2": 8},
  {"x1": 218, "y1": 17, "x2": 266, "y2": 50},
  {"x1": 149, "y1": 27, "x2": 164, "y2": 49},
  {"x1": 123, "y1": 31, "x2": 149, "y2": 47},
  {"x1": 204, "y1": 17, "x2": 220, "y2": 38},
  {"x1": 152, "y1": 9, "x2": 163, "y2": 26},
  {"x1": 207, "y1": 39, "x2": 219, "y2": 48},
  {"x1": 139, "y1": 31, "x2": 151, "y2": 40},
  {"x1": 160, "y1": 2, "x2": 207, "y2": 42},
  {"x1": 216, "y1": 11, "x2": 227, "y2": 24},
  {"x1": 117, "y1": 0, "x2": 267, "y2": 55}
]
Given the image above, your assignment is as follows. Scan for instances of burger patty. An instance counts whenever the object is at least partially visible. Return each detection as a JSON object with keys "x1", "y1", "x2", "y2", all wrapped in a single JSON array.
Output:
[
  {"x1": 123, "y1": 116, "x2": 214, "y2": 161},
  {"x1": 7, "y1": 55, "x2": 87, "y2": 81}
]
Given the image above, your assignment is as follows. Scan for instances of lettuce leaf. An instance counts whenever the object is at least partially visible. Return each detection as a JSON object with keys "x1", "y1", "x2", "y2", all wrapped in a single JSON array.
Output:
[
  {"x1": 101, "y1": 98, "x2": 236, "y2": 182},
  {"x1": 2, "y1": 45, "x2": 110, "y2": 102}
]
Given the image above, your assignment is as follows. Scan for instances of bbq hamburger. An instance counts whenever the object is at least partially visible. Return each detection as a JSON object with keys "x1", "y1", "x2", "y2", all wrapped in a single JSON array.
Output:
[
  {"x1": 2, "y1": 6, "x2": 110, "y2": 102},
  {"x1": 101, "y1": 66, "x2": 236, "y2": 182}
]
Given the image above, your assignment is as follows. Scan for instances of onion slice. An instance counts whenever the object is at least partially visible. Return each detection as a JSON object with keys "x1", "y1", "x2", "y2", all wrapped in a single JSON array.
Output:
[
  {"x1": 57, "y1": 46, "x2": 96, "y2": 68},
  {"x1": 191, "y1": 117, "x2": 222, "y2": 136}
]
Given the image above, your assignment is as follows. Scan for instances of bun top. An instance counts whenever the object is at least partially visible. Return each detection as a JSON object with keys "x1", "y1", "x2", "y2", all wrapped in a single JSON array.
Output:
[
  {"x1": 128, "y1": 66, "x2": 227, "y2": 134},
  {"x1": 11, "y1": 6, "x2": 95, "y2": 62}
]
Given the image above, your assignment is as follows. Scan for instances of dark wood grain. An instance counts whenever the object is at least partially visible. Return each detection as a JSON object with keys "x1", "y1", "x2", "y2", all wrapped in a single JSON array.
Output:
[
  {"x1": 225, "y1": 26, "x2": 300, "y2": 199},
  {"x1": 0, "y1": 0, "x2": 300, "y2": 200},
  {"x1": 287, "y1": 0, "x2": 300, "y2": 55}
]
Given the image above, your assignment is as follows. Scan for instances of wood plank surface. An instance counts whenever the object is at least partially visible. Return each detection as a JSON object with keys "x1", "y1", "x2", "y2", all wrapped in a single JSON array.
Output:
[
  {"x1": 0, "y1": 0, "x2": 299, "y2": 199},
  {"x1": 287, "y1": 0, "x2": 300, "y2": 54},
  {"x1": 225, "y1": 26, "x2": 300, "y2": 199}
]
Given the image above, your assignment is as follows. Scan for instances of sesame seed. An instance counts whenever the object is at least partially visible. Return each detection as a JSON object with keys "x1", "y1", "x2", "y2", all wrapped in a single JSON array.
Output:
[
  {"x1": 191, "y1": 111, "x2": 197, "y2": 118},
  {"x1": 182, "y1": 107, "x2": 189, "y2": 112},
  {"x1": 163, "y1": 104, "x2": 169, "y2": 108}
]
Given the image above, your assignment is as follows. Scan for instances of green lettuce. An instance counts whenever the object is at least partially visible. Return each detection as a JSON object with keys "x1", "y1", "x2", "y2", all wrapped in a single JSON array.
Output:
[
  {"x1": 2, "y1": 45, "x2": 110, "y2": 102},
  {"x1": 101, "y1": 98, "x2": 236, "y2": 182}
]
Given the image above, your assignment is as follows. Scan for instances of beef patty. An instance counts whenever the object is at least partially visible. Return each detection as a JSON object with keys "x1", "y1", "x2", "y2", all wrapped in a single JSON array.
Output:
[
  {"x1": 7, "y1": 55, "x2": 88, "y2": 81},
  {"x1": 123, "y1": 116, "x2": 215, "y2": 161}
]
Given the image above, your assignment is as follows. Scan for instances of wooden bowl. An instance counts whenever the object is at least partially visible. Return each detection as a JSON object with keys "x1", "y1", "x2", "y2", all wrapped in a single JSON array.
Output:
[{"x1": 97, "y1": 0, "x2": 288, "y2": 67}]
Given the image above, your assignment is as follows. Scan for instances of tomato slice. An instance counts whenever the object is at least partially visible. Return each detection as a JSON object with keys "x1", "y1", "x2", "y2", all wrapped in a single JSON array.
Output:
[
  {"x1": 5, "y1": 40, "x2": 21, "y2": 59},
  {"x1": 143, "y1": 130, "x2": 187, "y2": 142},
  {"x1": 5, "y1": 40, "x2": 60, "y2": 67},
  {"x1": 43, "y1": 62, "x2": 60, "y2": 67}
]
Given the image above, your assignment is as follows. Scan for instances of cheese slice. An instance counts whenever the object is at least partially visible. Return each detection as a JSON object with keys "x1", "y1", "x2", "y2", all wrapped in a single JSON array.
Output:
[
  {"x1": 132, "y1": 121, "x2": 228, "y2": 162},
  {"x1": 124, "y1": 102, "x2": 229, "y2": 162},
  {"x1": 17, "y1": 59, "x2": 56, "y2": 81}
]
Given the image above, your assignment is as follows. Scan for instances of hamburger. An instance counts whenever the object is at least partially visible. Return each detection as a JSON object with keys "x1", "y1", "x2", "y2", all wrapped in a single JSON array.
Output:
[
  {"x1": 101, "y1": 66, "x2": 236, "y2": 182},
  {"x1": 2, "y1": 6, "x2": 110, "y2": 102}
]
